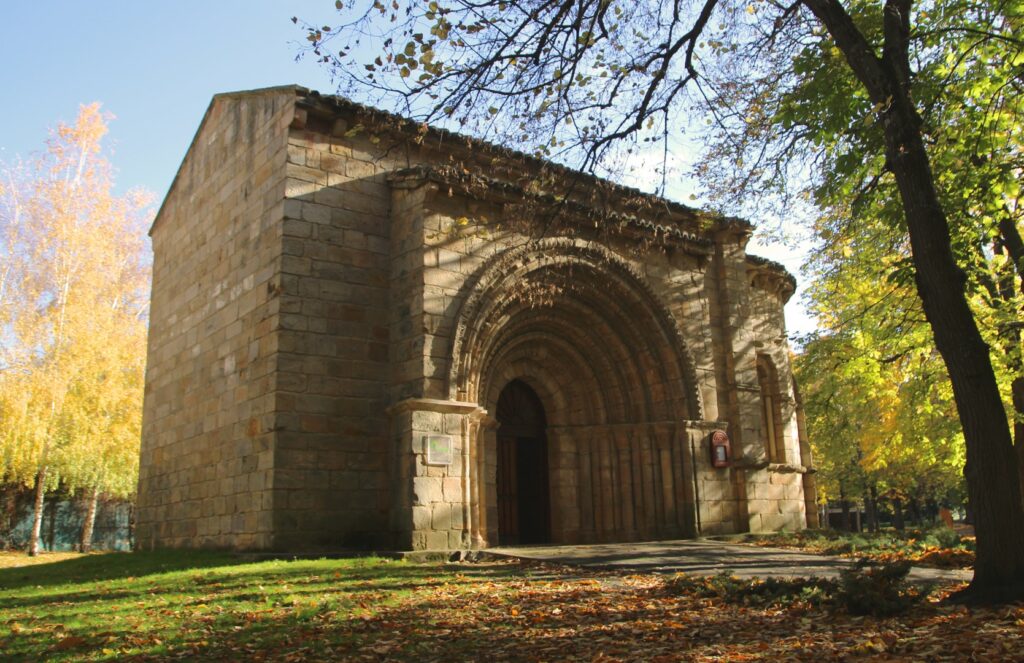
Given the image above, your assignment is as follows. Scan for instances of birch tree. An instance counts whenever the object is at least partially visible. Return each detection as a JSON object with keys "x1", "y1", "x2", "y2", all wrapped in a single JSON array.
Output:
[{"x1": 0, "y1": 104, "x2": 151, "y2": 555}]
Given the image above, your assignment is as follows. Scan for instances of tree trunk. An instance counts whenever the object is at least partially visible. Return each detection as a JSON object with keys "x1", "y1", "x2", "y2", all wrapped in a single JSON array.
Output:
[
  {"x1": 2, "y1": 486, "x2": 16, "y2": 540},
  {"x1": 1013, "y1": 377, "x2": 1024, "y2": 509},
  {"x1": 868, "y1": 485, "x2": 880, "y2": 532},
  {"x1": 863, "y1": 491, "x2": 876, "y2": 533},
  {"x1": 996, "y1": 218, "x2": 1024, "y2": 510},
  {"x1": 27, "y1": 467, "x2": 46, "y2": 556},
  {"x1": 908, "y1": 497, "x2": 921, "y2": 527},
  {"x1": 893, "y1": 497, "x2": 905, "y2": 531},
  {"x1": 839, "y1": 484, "x2": 851, "y2": 531},
  {"x1": 802, "y1": 0, "x2": 1024, "y2": 602},
  {"x1": 80, "y1": 487, "x2": 99, "y2": 553}
]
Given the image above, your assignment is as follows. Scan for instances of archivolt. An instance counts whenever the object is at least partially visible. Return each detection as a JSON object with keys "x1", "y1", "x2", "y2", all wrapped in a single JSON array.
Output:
[{"x1": 447, "y1": 237, "x2": 704, "y2": 421}]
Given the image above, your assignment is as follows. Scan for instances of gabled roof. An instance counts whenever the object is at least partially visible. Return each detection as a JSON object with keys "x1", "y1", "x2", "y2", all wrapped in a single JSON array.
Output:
[
  {"x1": 151, "y1": 85, "x2": 302, "y2": 236},
  {"x1": 152, "y1": 85, "x2": 793, "y2": 283}
]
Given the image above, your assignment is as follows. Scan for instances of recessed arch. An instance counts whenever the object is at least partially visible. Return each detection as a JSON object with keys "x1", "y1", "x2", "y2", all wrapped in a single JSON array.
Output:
[
  {"x1": 450, "y1": 237, "x2": 703, "y2": 545},
  {"x1": 448, "y1": 238, "x2": 704, "y2": 422}
]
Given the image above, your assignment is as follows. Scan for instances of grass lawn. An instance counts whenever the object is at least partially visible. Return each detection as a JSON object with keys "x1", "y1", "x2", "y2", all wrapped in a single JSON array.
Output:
[{"x1": 1, "y1": 550, "x2": 1021, "y2": 661}]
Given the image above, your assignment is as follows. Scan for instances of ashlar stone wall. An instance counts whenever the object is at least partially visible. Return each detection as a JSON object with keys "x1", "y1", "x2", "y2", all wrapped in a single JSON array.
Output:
[
  {"x1": 137, "y1": 88, "x2": 295, "y2": 550},
  {"x1": 138, "y1": 85, "x2": 813, "y2": 552}
]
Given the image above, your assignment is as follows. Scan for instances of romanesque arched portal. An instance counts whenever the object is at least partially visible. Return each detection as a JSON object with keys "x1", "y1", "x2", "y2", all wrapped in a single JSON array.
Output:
[{"x1": 449, "y1": 239, "x2": 703, "y2": 545}]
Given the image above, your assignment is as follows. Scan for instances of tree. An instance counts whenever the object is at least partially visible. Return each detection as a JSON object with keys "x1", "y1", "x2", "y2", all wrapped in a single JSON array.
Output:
[
  {"x1": 796, "y1": 323, "x2": 966, "y2": 531},
  {"x1": 0, "y1": 104, "x2": 151, "y2": 555},
  {"x1": 303, "y1": 0, "x2": 1024, "y2": 600}
]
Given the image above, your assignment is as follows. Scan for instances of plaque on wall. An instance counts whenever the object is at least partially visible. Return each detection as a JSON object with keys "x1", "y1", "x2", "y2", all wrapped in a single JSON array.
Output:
[{"x1": 424, "y1": 435, "x2": 453, "y2": 466}]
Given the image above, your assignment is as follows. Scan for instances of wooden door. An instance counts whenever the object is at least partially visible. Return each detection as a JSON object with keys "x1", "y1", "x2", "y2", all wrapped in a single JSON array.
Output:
[
  {"x1": 497, "y1": 436, "x2": 519, "y2": 544},
  {"x1": 496, "y1": 379, "x2": 551, "y2": 546}
]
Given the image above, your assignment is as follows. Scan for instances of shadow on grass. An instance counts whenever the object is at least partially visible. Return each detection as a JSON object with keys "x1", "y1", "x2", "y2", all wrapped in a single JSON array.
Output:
[
  {"x1": 2, "y1": 566, "x2": 898, "y2": 662},
  {"x1": 0, "y1": 550, "x2": 241, "y2": 591},
  {"x1": 0, "y1": 558, "x2": 553, "y2": 662}
]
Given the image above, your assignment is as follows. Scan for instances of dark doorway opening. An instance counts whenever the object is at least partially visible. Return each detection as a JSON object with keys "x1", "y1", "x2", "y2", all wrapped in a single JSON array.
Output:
[{"x1": 495, "y1": 379, "x2": 551, "y2": 545}]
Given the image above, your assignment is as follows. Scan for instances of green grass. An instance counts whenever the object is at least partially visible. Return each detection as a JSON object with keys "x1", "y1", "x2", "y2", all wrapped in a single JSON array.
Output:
[
  {"x1": 1, "y1": 549, "x2": 1020, "y2": 661},
  {"x1": 0, "y1": 551, "x2": 543, "y2": 661}
]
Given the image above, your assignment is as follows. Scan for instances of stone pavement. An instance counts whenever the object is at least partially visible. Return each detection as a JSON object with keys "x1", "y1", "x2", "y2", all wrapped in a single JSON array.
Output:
[{"x1": 490, "y1": 539, "x2": 971, "y2": 585}]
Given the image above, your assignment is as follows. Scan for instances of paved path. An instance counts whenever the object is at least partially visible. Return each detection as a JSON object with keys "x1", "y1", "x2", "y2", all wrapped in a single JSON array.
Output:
[{"x1": 490, "y1": 539, "x2": 971, "y2": 584}]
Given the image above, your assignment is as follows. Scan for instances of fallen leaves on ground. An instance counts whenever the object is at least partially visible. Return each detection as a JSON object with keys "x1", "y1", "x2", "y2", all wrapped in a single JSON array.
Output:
[
  {"x1": 0, "y1": 552, "x2": 1020, "y2": 662},
  {"x1": 743, "y1": 529, "x2": 976, "y2": 569}
]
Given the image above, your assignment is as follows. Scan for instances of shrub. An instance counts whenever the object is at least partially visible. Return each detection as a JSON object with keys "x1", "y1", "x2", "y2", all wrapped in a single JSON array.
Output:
[
  {"x1": 922, "y1": 527, "x2": 962, "y2": 550},
  {"x1": 665, "y1": 571, "x2": 835, "y2": 609},
  {"x1": 666, "y1": 561, "x2": 930, "y2": 617},
  {"x1": 836, "y1": 560, "x2": 931, "y2": 617}
]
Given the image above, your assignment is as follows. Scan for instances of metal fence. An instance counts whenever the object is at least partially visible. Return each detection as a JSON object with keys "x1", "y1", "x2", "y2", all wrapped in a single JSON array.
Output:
[{"x1": 1, "y1": 490, "x2": 133, "y2": 551}]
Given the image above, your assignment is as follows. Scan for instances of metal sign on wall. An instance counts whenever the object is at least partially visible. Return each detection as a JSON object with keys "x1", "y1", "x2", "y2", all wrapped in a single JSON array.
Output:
[{"x1": 424, "y1": 435, "x2": 453, "y2": 465}]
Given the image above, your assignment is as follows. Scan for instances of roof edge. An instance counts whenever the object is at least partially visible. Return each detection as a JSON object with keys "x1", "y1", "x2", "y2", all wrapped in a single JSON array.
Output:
[
  {"x1": 746, "y1": 253, "x2": 798, "y2": 301},
  {"x1": 294, "y1": 88, "x2": 749, "y2": 237},
  {"x1": 149, "y1": 85, "x2": 305, "y2": 236}
]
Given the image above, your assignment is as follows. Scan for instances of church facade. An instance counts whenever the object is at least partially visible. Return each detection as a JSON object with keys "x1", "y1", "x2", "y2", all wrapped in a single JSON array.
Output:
[{"x1": 136, "y1": 85, "x2": 817, "y2": 551}]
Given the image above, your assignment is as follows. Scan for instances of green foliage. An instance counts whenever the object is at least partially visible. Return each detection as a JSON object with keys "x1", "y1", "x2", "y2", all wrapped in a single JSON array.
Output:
[
  {"x1": 787, "y1": 0, "x2": 1023, "y2": 516},
  {"x1": 666, "y1": 571, "x2": 836, "y2": 609},
  {"x1": 747, "y1": 527, "x2": 975, "y2": 569},
  {"x1": 922, "y1": 527, "x2": 964, "y2": 551},
  {"x1": 795, "y1": 327, "x2": 967, "y2": 507},
  {"x1": 666, "y1": 561, "x2": 929, "y2": 616},
  {"x1": 836, "y1": 560, "x2": 929, "y2": 617}
]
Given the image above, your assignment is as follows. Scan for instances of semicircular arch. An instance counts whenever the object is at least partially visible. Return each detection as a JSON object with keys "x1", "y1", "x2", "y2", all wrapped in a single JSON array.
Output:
[{"x1": 448, "y1": 238, "x2": 704, "y2": 422}]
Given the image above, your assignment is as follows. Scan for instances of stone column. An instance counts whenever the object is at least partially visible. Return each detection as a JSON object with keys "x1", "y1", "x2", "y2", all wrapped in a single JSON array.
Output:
[
  {"x1": 466, "y1": 410, "x2": 497, "y2": 547},
  {"x1": 387, "y1": 398, "x2": 486, "y2": 550},
  {"x1": 712, "y1": 223, "x2": 768, "y2": 533}
]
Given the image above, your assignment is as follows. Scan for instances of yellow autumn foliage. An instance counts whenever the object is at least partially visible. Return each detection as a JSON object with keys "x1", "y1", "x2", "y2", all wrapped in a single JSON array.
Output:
[{"x1": 0, "y1": 103, "x2": 151, "y2": 500}]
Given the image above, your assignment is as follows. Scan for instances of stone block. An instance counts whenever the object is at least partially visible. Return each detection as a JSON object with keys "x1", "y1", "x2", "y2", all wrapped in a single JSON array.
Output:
[
  {"x1": 442, "y1": 477, "x2": 463, "y2": 502},
  {"x1": 139, "y1": 87, "x2": 806, "y2": 555},
  {"x1": 431, "y1": 504, "x2": 455, "y2": 530},
  {"x1": 412, "y1": 505, "x2": 432, "y2": 531},
  {"x1": 425, "y1": 530, "x2": 449, "y2": 550},
  {"x1": 412, "y1": 477, "x2": 443, "y2": 505}
]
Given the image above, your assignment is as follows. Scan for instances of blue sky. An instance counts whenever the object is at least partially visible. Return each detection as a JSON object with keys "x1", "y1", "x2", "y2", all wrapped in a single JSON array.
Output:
[
  {"x1": 0, "y1": 1, "x2": 337, "y2": 198},
  {"x1": 0, "y1": 1, "x2": 815, "y2": 335}
]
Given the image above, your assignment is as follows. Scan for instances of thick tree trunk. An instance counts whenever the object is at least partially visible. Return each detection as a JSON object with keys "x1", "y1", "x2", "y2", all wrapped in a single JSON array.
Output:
[
  {"x1": 893, "y1": 497, "x2": 905, "y2": 531},
  {"x1": 803, "y1": 0, "x2": 1024, "y2": 602},
  {"x1": 27, "y1": 467, "x2": 47, "y2": 557},
  {"x1": 839, "y1": 484, "x2": 851, "y2": 531},
  {"x1": 863, "y1": 491, "x2": 876, "y2": 533},
  {"x1": 1013, "y1": 378, "x2": 1024, "y2": 508},
  {"x1": 80, "y1": 487, "x2": 99, "y2": 553},
  {"x1": 882, "y1": 111, "x2": 1024, "y2": 598},
  {"x1": 994, "y1": 218, "x2": 1024, "y2": 510}
]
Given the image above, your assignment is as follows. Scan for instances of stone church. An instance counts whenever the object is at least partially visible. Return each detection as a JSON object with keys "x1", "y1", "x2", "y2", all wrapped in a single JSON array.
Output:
[{"x1": 136, "y1": 85, "x2": 817, "y2": 552}]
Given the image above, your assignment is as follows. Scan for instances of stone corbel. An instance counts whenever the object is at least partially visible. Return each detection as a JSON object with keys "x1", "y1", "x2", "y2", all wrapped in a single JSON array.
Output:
[
  {"x1": 730, "y1": 459, "x2": 771, "y2": 471},
  {"x1": 386, "y1": 397, "x2": 484, "y2": 417},
  {"x1": 766, "y1": 462, "x2": 813, "y2": 474}
]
